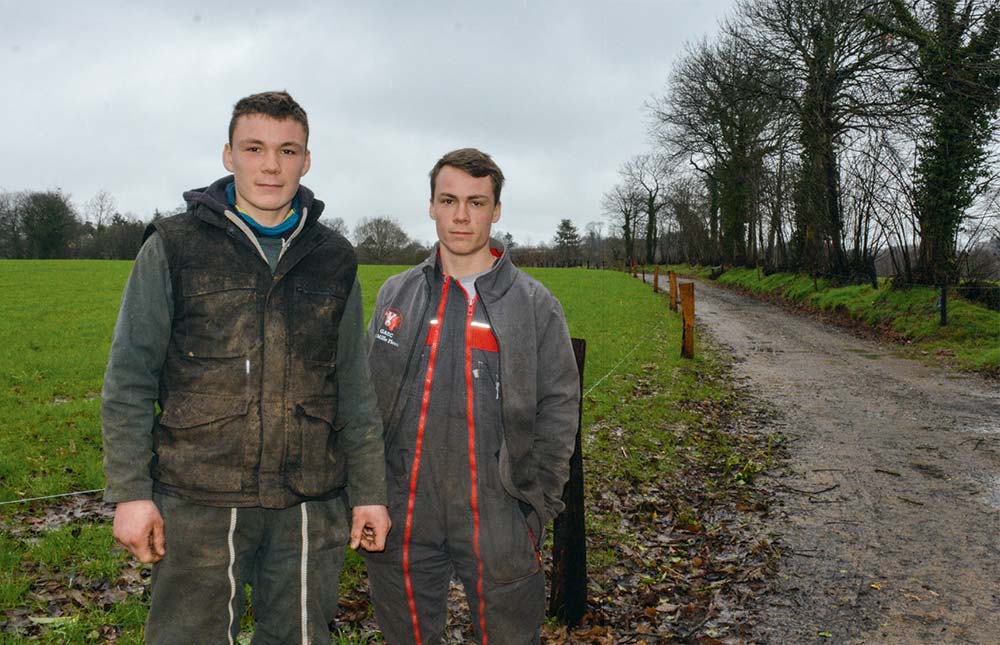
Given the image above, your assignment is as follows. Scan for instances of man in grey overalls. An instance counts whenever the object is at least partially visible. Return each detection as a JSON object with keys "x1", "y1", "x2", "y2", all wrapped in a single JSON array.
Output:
[{"x1": 366, "y1": 148, "x2": 580, "y2": 643}]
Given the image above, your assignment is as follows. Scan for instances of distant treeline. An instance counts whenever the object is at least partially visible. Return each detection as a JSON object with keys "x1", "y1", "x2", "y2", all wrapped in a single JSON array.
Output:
[
  {"x1": 0, "y1": 190, "x2": 619, "y2": 268},
  {"x1": 0, "y1": 189, "x2": 151, "y2": 261}
]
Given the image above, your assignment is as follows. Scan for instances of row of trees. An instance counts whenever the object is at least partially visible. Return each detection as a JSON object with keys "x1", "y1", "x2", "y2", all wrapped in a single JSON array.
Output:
[
  {"x1": 0, "y1": 187, "x2": 615, "y2": 267},
  {"x1": 0, "y1": 189, "x2": 150, "y2": 260},
  {"x1": 605, "y1": 0, "x2": 1000, "y2": 284},
  {"x1": 344, "y1": 215, "x2": 618, "y2": 268}
]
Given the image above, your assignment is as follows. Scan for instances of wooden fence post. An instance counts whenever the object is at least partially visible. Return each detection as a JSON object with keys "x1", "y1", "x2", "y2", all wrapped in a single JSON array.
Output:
[
  {"x1": 549, "y1": 338, "x2": 587, "y2": 626},
  {"x1": 653, "y1": 265, "x2": 660, "y2": 293},
  {"x1": 680, "y1": 282, "x2": 695, "y2": 359},
  {"x1": 668, "y1": 271, "x2": 678, "y2": 312}
]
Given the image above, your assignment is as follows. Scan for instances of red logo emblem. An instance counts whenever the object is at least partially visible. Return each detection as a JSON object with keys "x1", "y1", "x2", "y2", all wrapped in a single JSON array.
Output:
[{"x1": 383, "y1": 308, "x2": 402, "y2": 333}]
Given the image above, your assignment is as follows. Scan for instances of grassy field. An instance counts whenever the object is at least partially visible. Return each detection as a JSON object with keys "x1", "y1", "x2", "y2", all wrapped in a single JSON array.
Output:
[
  {"x1": 664, "y1": 264, "x2": 1000, "y2": 375},
  {"x1": 0, "y1": 260, "x2": 767, "y2": 643},
  {"x1": 0, "y1": 261, "x2": 129, "y2": 503}
]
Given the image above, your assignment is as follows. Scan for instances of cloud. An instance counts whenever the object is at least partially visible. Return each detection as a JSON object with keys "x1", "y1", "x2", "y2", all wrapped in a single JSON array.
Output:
[{"x1": 4, "y1": 0, "x2": 735, "y2": 244}]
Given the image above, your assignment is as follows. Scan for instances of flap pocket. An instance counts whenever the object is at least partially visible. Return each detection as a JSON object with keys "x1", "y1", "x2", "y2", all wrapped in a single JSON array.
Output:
[
  {"x1": 294, "y1": 280, "x2": 348, "y2": 299},
  {"x1": 182, "y1": 272, "x2": 256, "y2": 297},
  {"x1": 289, "y1": 395, "x2": 344, "y2": 497},
  {"x1": 153, "y1": 391, "x2": 250, "y2": 493},
  {"x1": 292, "y1": 281, "x2": 347, "y2": 364},
  {"x1": 296, "y1": 397, "x2": 337, "y2": 427},
  {"x1": 178, "y1": 272, "x2": 257, "y2": 358},
  {"x1": 160, "y1": 392, "x2": 248, "y2": 428}
]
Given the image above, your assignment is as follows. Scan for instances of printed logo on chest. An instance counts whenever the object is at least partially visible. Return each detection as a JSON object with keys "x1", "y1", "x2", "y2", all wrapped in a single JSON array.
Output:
[{"x1": 374, "y1": 308, "x2": 403, "y2": 347}]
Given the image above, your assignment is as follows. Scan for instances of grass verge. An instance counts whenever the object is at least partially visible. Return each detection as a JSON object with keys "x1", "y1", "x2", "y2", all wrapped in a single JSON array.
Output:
[{"x1": 663, "y1": 263, "x2": 1000, "y2": 376}]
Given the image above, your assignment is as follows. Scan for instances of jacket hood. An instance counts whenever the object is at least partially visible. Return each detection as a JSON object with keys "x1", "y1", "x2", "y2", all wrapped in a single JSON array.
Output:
[
  {"x1": 182, "y1": 175, "x2": 324, "y2": 228},
  {"x1": 420, "y1": 238, "x2": 516, "y2": 305}
]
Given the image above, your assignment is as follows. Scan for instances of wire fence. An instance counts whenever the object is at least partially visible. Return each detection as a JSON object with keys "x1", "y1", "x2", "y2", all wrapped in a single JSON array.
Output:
[
  {"x1": 0, "y1": 342, "x2": 647, "y2": 509},
  {"x1": 0, "y1": 488, "x2": 105, "y2": 507}
]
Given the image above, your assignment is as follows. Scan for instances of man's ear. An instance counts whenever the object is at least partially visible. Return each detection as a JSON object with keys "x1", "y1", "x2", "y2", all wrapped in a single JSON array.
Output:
[
  {"x1": 300, "y1": 150, "x2": 311, "y2": 177},
  {"x1": 429, "y1": 200, "x2": 437, "y2": 221},
  {"x1": 491, "y1": 201, "x2": 502, "y2": 224},
  {"x1": 223, "y1": 143, "x2": 234, "y2": 173}
]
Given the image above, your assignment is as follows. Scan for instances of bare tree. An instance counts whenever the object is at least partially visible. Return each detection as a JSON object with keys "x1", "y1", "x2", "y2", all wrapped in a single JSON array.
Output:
[
  {"x1": 353, "y1": 215, "x2": 411, "y2": 264},
  {"x1": 732, "y1": 0, "x2": 900, "y2": 277},
  {"x1": 621, "y1": 155, "x2": 670, "y2": 265},
  {"x1": 602, "y1": 181, "x2": 643, "y2": 266},
  {"x1": 651, "y1": 34, "x2": 786, "y2": 266},
  {"x1": 84, "y1": 189, "x2": 117, "y2": 231},
  {"x1": 583, "y1": 221, "x2": 609, "y2": 267},
  {"x1": 0, "y1": 190, "x2": 27, "y2": 259},
  {"x1": 662, "y1": 176, "x2": 712, "y2": 265},
  {"x1": 322, "y1": 216, "x2": 349, "y2": 237}
]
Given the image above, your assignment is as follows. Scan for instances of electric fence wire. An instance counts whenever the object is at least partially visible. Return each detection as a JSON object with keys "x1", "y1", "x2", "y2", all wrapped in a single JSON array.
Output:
[{"x1": 0, "y1": 488, "x2": 106, "y2": 507}]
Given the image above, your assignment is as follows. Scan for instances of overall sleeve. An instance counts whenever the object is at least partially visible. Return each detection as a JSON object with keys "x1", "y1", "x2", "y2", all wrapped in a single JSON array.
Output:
[
  {"x1": 531, "y1": 297, "x2": 581, "y2": 521},
  {"x1": 101, "y1": 233, "x2": 173, "y2": 503},
  {"x1": 336, "y1": 277, "x2": 387, "y2": 508}
]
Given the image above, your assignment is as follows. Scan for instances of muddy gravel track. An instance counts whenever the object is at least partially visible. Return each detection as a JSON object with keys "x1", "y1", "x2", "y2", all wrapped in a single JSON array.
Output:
[{"x1": 662, "y1": 276, "x2": 1000, "y2": 644}]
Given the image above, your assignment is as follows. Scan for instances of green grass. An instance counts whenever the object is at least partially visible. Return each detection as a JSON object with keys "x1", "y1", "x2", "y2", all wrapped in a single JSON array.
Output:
[
  {"x1": 1, "y1": 261, "x2": 755, "y2": 642},
  {"x1": 0, "y1": 531, "x2": 30, "y2": 611},
  {"x1": 0, "y1": 260, "x2": 129, "y2": 504},
  {"x1": 667, "y1": 264, "x2": 1000, "y2": 374},
  {"x1": 0, "y1": 523, "x2": 146, "y2": 644}
]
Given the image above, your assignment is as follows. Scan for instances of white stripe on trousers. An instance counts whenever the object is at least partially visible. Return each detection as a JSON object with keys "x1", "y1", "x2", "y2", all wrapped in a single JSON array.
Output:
[
  {"x1": 300, "y1": 503, "x2": 309, "y2": 645},
  {"x1": 226, "y1": 508, "x2": 238, "y2": 645}
]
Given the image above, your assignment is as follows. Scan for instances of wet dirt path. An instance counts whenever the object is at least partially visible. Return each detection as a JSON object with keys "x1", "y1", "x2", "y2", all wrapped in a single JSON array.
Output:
[{"x1": 663, "y1": 277, "x2": 1000, "y2": 644}]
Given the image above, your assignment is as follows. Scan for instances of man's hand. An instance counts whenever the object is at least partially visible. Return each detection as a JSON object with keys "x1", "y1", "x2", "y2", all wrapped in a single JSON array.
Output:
[
  {"x1": 113, "y1": 500, "x2": 165, "y2": 563},
  {"x1": 350, "y1": 505, "x2": 391, "y2": 552}
]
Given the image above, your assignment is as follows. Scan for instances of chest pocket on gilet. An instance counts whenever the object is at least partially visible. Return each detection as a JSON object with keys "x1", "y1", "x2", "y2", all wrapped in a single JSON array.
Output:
[
  {"x1": 179, "y1": 271, "x2": 257, "y2": 358},
  {"x1": 291, "y1": 279, "x2": 347, "y2": 366}
]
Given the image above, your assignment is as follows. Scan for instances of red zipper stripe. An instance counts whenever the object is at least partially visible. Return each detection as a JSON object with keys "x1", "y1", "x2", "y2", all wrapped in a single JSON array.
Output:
[
  {"x1": 427, "y1": 323, "x2": 497, "y2": 353},
  {"x1": 526, "y1": 525, "x2": 542, "y2": 567},
  {"x1": 402, "y1": 277, "x2": 451, "y2": 645},
  {"x1": 460, "y1": 286, "x2": 489, "y2": 644}
]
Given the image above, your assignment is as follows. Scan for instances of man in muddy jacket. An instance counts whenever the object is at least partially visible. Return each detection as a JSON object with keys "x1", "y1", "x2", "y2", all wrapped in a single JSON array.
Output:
[
  {"x1": 101, "y1": 91, "x2": 389, "y2": 644},
  {"x1": 365, "y1": 148, "x2": 580, "y2": 643}
]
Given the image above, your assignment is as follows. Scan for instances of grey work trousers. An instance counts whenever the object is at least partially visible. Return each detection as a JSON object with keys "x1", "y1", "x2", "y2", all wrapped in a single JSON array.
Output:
[{"x1": 145, "y1": 492, "x2": 350, "y2": 644}]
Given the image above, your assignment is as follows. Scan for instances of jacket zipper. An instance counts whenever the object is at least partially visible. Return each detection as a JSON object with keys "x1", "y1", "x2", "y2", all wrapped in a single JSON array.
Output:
[
  {"x1": 459, "y1": 285, "x2": 489, "y2": 644},
  {"x1": 401, "y1": 276, "x2": 451, "y2": 645}
]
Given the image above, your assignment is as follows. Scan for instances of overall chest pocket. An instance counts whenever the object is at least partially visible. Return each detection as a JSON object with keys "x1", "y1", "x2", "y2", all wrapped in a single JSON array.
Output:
[
  {"x1": 291, "y1": 281, "x2": 347, "y2": 365},
  {"x1": 179, "y1": 272, "x2": 257, "y2": 358}
]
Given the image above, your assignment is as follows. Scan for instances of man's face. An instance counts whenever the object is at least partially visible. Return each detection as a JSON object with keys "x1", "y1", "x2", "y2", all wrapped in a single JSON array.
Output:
[
  {"x1": 223, "y1": 114, "x2": 310, "y2": 224},
  {"x1": 429, "y1": 165, "x2": 501, "y2": 261}
]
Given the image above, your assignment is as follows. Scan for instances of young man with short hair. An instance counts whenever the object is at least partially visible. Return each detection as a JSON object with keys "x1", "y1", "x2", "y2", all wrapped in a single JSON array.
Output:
[
  {"x1": 102, "y1": 90, "x2": 389, "y2": 644},
  {"x1": 365, "y1": 148, "x2": 580, "y2": 643}
]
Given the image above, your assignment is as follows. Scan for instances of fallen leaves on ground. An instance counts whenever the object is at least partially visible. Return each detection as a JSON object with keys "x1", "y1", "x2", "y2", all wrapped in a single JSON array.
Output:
[{"x1": 3, "y1": 385, "x2": 781, "y2": 644}]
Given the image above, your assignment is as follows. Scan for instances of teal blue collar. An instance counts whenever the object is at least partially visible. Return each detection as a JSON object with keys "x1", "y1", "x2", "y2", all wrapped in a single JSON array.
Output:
[{"x1": 225, "y1": 182, "x2": 301, "y2": 238}]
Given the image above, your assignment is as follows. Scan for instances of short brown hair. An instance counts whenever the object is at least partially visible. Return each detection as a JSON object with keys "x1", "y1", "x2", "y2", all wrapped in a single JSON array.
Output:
[
  {"x1": 228, "y1": 91, "x2": 309, "y2": 145},
  {"x1": 429, "y1": 148, "x2": 505, "y2": 203}
]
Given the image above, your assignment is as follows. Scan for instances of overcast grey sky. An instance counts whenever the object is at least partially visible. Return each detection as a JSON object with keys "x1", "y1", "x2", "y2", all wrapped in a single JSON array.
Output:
[{"x1": 3, "y1": 1, "x2": 734, "y2": 246}]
